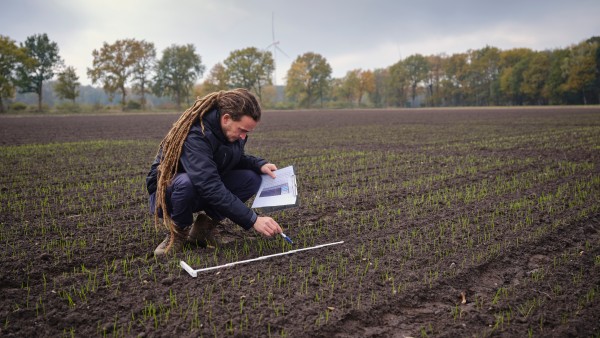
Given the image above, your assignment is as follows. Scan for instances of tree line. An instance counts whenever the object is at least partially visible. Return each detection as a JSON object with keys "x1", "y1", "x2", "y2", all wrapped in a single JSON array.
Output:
[{"x1": 1, "y1": 33, "x2": 598, "y2": 112}]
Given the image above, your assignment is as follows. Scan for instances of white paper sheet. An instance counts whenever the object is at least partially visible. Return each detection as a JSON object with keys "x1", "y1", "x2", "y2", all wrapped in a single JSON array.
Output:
[{"x1": 251, "y1": 166, "x2": 298, "y2": 209}]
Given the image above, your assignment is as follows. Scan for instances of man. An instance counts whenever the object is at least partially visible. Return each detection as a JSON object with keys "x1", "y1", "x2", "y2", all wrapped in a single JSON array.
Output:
[{"x1": 146, "y1": 88, "x2": 283, "y2": 255}]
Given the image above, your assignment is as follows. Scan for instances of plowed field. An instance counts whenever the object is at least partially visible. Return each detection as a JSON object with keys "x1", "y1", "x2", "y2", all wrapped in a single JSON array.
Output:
[{"x1": 1, "y1": 107, "x2": 599, "y2": 337}]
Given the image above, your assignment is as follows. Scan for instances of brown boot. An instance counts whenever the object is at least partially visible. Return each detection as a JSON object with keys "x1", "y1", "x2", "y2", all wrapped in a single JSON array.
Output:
[
  {"x1": 154, "y1": 226, "x2": 189, "y2": 256},
  {"x1": 188, "y1": 214, "x2": 219, "y2": 248}
]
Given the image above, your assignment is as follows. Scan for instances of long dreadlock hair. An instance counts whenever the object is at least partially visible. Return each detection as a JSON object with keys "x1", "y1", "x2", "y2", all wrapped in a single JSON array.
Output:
[{"x1": 154, "y1": 88, "x2": 262, "y2": 241}]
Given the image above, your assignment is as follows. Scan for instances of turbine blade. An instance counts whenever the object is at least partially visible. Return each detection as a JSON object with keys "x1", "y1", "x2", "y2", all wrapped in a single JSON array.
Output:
[{"x1": 276, "y1": 45, "x2": 289, "y2": 58}]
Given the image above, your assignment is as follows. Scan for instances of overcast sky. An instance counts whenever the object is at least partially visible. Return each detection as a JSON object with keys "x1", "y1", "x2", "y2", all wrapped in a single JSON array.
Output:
[{"x1": 2, "y1": 0, "x2": 599, "y2": 86}]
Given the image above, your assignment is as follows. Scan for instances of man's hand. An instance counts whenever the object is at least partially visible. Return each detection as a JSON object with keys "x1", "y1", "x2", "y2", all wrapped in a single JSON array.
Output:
[
  {"x1": 252, "y1": 216, "x2": 282, "y2": 237},
  {"x1": 260, "y1": 163, "x2": 278, "y2": 178}
]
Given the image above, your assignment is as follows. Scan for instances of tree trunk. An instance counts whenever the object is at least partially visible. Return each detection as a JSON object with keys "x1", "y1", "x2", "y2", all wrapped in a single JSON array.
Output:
[
  {"x1": 121, "y1": 86, "x2": 127, "y2": 108},
  {"x1": 176, "y1": 92, "x2": 182, "y2": 110},
  {"x1": 37, "y1": 88, "x2": 43, "y2": 112},
  {"x1": 140, "y1": 82, "x2": 146, "y2": 110}
]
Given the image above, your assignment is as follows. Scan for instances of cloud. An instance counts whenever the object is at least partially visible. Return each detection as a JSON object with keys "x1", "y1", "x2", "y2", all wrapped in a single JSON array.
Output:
[{"x1": 1, "y1": 0, "x2": 598, "y2": 86}]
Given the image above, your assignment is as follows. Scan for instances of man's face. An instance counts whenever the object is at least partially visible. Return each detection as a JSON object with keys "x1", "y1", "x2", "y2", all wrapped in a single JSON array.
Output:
[{"x1": 220, "y1": 113, "x2": 257, "y2": 143}]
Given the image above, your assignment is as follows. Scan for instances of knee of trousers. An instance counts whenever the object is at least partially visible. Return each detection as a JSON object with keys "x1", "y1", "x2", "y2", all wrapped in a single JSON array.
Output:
[
  {"x1": 247, "y1": 171, "x2": 262, "y2": 193},
  {"x1": 223, "y1": 169, "x2": 262, "y2": 203},
  {"x1": 171, "y1": 173, "x2": 196, "y2": 200}
]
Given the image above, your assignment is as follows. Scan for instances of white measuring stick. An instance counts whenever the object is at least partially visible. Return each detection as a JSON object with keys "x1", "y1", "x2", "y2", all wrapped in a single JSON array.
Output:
[{"x1": 180, "y1": 240, "x2": 344, "y2": 277}]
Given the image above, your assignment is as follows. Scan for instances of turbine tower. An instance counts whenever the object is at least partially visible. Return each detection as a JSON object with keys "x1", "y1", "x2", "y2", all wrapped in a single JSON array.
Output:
[{"x1": 265, "y1": 12, "x2": 288, "y2": 86}]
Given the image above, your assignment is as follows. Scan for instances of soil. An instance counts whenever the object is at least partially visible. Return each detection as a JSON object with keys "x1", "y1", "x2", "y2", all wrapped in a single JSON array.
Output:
[{"x1": 1, "y1": 107, "x2": 599, "y2": 337}]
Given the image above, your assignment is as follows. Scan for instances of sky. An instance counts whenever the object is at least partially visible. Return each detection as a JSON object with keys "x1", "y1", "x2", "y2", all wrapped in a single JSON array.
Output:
[{"x1": 1, "y1": 0, "x2": 599, "y2": 86}]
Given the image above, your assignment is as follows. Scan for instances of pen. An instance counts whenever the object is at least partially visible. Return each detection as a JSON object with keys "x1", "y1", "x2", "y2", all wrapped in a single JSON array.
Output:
[{"x1": 280, "y1": 233, "x2": 293, "y2": 244}]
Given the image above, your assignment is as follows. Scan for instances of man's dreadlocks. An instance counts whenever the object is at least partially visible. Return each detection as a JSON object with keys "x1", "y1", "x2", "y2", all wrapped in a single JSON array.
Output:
[{"x1": 153, "y1": 88, "x2": 262, "y2": 245}]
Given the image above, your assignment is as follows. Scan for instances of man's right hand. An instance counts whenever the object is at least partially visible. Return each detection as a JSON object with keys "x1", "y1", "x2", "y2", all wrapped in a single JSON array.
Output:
[{"x1": 252, "y1": 216, "x2": 282, "y2": 237}]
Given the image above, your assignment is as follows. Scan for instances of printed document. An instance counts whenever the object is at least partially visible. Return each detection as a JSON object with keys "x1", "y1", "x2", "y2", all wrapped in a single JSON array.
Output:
[{"x1": 251, "y1": 166, "x2": 298, "y2": 212}]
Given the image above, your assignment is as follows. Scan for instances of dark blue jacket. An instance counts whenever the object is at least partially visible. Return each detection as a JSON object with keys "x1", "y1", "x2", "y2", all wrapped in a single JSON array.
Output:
[{"x1": 146, "y1": 108, "x2": 267, "y2": 229}]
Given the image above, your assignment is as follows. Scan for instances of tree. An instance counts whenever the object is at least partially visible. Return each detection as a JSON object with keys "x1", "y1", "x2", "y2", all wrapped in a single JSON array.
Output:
[
  {"x1": 285, "y1": 60, "x2": 309, "y2": 107},
  {"x1": 153, "y1": 44, "x2": 204, "y2": 109},
  {"x1": 467, "y1": 46, "x2": 501, "y2": 105},
  {"x1": 285, "y1": 52, "x2": 332, "y2": 108},
  {"x1": 357, "y1": 70, "x2": 375, "y2": 106},
  {"x1": 335, "y1": 69, "x2": 374, "y2": 107},
  {"x1": 444, "y1": 53, "x2": 469, "y2": 105},
  {"x1": 54, "y1": 66, "x2": 80, "y2": 103},
  {"x1": 338, "y1": 69, "x2": 360, "y2": 106},
  {"x1": 223, "y1": 47, "x2": 273, "y2": 101},
  {"x1": 88, "y1": 39, "x2": 139, "y2": 106},
  {"x1": 16, "y1": 33, "x2": 62, "y2": 111},
  {"x1": 386, "y1": 60, "x2": 408, "y2": 107},
  {"x1": 425, "y1": 54, "x2": 445, "y2": 107},
  {"x1": 0, "y1": 35, "x2": 31, "y2": 113},
  {"x1": 586, "y1": 36, "x2": 600, "y2": 104},
  {"x1": 371, "y1": 68, "x2": 389, "y2": 108},
  {"x1": 561, "y1": 40, "x2": 599, "y2": 104},
  {"x1": 499, "y1": 48, "x2": 534, "y2": 105},
  {"x1": 541, "y1": 48, "x2": 570, "y2": 104},
  {"x1": 521, "y1": 51, "x2": 551, "y2": 105},
  {"x1": 130, "y1": 40, "x2": 156, "y2": 109},
  {"x1": 403, "y1": 54, "x2": 429, "y2": 107},
  {"x1": 587, "y1": 36, "x2": 600, "y2": 104},
  {"x1": 198, "y1": 63, "x2": 229, "y2": 97}
]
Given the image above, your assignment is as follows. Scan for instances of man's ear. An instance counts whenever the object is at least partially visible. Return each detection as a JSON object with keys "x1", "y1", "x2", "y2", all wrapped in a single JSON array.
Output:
[{"x1": 221, "y1": 113, "x2": 231, "y2": 123}]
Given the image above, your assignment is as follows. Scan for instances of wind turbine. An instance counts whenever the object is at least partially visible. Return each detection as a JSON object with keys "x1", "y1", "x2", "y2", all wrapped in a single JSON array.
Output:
[{"x1": 265, "y1": 12, "x2": 289, "y2": 86}]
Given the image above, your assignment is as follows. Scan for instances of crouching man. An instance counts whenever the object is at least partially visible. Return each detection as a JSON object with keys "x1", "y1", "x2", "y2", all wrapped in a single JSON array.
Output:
[{"x1": 146, "y1": 88, "x2": 283, "y2": 255}]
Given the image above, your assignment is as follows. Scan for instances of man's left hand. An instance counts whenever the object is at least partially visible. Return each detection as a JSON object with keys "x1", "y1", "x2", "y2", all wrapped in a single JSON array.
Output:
[{"x1": 260, "y1": 163, "x2": 278, "y2": 178}]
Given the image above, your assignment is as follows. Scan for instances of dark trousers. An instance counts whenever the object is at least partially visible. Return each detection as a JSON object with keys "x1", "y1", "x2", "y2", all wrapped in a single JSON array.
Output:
[{"x1": 149, "y1": 170, "x2": 261, "y2": 229}]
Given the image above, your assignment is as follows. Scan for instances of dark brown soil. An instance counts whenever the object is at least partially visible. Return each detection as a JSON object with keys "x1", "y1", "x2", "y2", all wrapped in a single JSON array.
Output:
[{"x1": 1, "y1": 107, "x2": 599, "y2": 337}]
